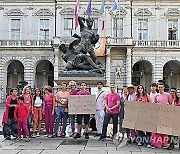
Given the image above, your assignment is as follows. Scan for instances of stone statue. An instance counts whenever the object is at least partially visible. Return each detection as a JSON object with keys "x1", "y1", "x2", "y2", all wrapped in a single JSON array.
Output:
[
  {"x1": 60, "y1": 44, "x2": 105, "y2": 73},
  {"x1": 115, "y1": 67, "x2": 122, "y2": 80}
]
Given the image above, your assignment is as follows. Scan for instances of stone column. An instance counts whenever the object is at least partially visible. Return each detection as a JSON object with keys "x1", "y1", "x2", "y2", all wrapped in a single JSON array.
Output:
[
  {"x1": 54, "y1": 47, "x2": 59, "y2": 81},
  {"x1": 106, "y1": 47, "x2": 111, "y2": 86},
  {"x1": 0, "y1": 59, "x2": 4, "y2": 103},
  {"x1": 126, "y1": 48, "x2": 132, "y2": 86},
  {"x1": 24, "y1": 59, "x2": 34, "y2": 88},
  {"x1": 154, "y1": 62, "x2": 163, "y2": 83}
]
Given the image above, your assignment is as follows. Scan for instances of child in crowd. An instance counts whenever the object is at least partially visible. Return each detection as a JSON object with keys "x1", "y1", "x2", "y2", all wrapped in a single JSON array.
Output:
[{"x1": 14, "y1": 96, "x2": 30, "y2": 142}]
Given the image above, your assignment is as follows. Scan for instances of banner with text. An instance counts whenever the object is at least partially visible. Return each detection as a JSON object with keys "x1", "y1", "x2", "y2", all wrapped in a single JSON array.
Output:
[{"x1": 68, "y1": 95, "x2": 96, "y2": 114}]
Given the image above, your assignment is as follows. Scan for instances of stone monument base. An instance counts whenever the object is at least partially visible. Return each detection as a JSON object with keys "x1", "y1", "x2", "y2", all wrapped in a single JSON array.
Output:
[{"x1": 55, "y1": 70, "x2": 106, "y2": 86}]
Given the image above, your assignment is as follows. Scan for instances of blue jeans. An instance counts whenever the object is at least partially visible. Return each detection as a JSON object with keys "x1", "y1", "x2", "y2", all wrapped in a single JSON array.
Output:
[
  {"x1": 70, "y1": 115, "x2": 75, "y2": 133},
  {"x1": 54, "y1": 106, "x2": 68, "y2": 135}
]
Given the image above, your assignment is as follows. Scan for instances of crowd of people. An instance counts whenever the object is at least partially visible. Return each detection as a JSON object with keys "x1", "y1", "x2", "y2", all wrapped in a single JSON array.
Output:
[{"x1": 1, "y1": 81, "x2": 180, "y2": 150}]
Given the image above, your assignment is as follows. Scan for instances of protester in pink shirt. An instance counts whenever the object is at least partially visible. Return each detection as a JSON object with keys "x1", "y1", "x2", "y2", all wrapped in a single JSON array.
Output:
[
  {"x1": 68, "y1": 80, "x2": 79, "y2": 137},
  {"x1": 151, "y1": 83, "x2": 172, "y2": 149},
  {"x1": 14, "y1": 96, "x2": 30, "y2": 142},
  {"x1": 22, "y1": 86, "x2": 33, "y2": 132},
  {"x1": 74, "y1": 82, "x2": 91, "y2": 139},
  {"x1": 44, "y1": 85, "x2": 55, "y2": 137},
  {"x1": 150, "y1": 83, "x2": 158, "y2": 103},
  {"x1": 2, "y1": 88, "x2": 18, "y2": 140},
  {"x1": 99, "y1": 84, "x2": 120, "y2": 141}
]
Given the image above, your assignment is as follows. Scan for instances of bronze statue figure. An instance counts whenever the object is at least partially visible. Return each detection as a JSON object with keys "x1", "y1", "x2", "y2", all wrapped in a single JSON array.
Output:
[{"x1": 59, "y1": 16, "x2": 105, "y2": 73}]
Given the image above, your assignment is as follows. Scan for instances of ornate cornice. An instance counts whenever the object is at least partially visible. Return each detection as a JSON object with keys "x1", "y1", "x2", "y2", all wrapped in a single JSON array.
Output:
[
  {"x1": 164, "y1": 9, "x2": 180, "y2": 19},
  {"x1": 109, "y1": 7, "x2": 127, "y2": 18},
  {"x1": 6, "y1": 9, "x2": 24, "y2": 16},
  {"x1": 134, "y1": 8, "x2": 152, "y2": 17},
  {"x1": 35, "y1": 9, "x2": 53, "y2": 16},
  {"x1": 60, "y1": 7, "x2": 74, "y2": 16}
]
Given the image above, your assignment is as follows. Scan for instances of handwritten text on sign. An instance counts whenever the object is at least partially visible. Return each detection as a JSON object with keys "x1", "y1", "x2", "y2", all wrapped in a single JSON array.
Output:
[{"x1": 68, "y1": 95, "x2": 96, "y2": 114}]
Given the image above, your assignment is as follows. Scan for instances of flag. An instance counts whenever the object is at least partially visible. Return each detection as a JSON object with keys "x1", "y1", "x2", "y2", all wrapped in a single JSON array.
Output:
[
  {"x1": 100, "y1": 0, "x2": 105, "y2": 14},
  {"x1": 74, "y1": 0, "x2": 80, "y2": 29},
  {"x1": 112, "y1": 0, "x2": 119, "y2": 11},
  {"x1": 100, "y1": 0, "x2": 105, "y2": 30},
  {"x1": 86, "y1": 0, "x2": 92, "y2": 17}
]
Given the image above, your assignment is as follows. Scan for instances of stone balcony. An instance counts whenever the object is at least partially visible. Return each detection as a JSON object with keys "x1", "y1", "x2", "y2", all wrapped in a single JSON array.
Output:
[
  {"x1": 0, "y1": 40, "x2": 53, "y2": 47},
  {"x1": 106, "y1": 37, "x2": 133, "y2": 46},
  {"x1": 133, "y1": 40, "x2": 180, "y2": 48}
]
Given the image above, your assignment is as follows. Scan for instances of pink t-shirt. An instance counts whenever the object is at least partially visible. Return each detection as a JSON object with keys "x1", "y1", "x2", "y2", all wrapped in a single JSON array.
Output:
[
  {"x1": 69, "y1": 90, "x2": 78, "y2": 95},
  {"x1": 44, "y1": 94, "x2": 55, "y2": 105},
  {"x1": 23, "y1": 95, "x2": 32, "y2": 108},
  {"x1": 77, "y1": 90, "x2": 91, "y2": 95},
  {"x1": 154, "y1": 92, "x2": 172, "y2": 104},
  {"x1": 150, "y1": 92, "x2": 158, "y2": 103},
  {"x1": 105, "y1": 93, "x2": 120, "y2": 114}
]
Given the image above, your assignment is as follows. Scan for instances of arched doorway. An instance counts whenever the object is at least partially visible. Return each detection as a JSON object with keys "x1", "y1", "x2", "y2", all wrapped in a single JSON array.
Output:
[
  {"x1": 132, "y1": 60, "x2": 153, "y2": 92},
  {"x1": 163, "y1": 60, "x2": 180, "y2": 88},
  {"x1": 7, "y1": 60, "x2": 24, "y2": 88},
  {"x1": 35, "y1": 60, "x2": 54, "y2": 88}
]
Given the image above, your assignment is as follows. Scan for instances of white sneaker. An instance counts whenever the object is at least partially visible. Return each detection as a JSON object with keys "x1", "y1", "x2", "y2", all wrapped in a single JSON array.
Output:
[
  {"x1": 31, "y1": 133, "x2": 36, "y2": 138},
  {"x1": 146, "y1": 144, "x2": 152, "y2": 148},
  {"x1": 25, "y1": 136, "x2": 31, "y2": 142},
  {"x1": 16, "y1": 136, "x2": 23, "y2": 141},
  {"x1": 36, "y1": 132, "x2": 40, "y2": 137},
  {"x1": 138, "y1": 143, "x2": 142, "y2": 146}
]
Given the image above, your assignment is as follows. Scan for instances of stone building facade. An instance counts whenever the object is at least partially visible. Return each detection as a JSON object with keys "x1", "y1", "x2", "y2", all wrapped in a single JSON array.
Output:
[{"x1": 0, "y1": 0, "x2": 180, "y2": 102}]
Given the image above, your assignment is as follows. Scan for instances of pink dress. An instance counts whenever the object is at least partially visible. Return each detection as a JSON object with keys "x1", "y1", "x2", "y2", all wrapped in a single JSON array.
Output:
[{"x1": 151, "y1": 92, "x2": 172, "y2": 147}]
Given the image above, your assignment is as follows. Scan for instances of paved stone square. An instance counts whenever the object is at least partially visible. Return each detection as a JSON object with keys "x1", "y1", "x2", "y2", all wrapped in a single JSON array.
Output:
[{"x1": 0, "y1": 135, "x2": 180, "y2": 154}]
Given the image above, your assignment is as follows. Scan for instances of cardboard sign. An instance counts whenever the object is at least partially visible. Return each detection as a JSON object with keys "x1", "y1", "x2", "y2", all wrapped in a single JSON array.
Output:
[
  {"x1": 123, "y1": 101, "x2": 180, "y2": 136},
  {"x1": 68, "y1": 95, "x2": 96, "y2": 114}
]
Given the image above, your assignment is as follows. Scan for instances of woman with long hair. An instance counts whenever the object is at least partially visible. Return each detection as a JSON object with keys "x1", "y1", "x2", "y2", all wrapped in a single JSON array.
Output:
[
  {"x1": 44, "y1": 85, "x2": 55, "y2": 137},
  {"x1": 136, "y1": 85, "x2": 152, "y2": 147},
  {"x1": 22, "y1": 86, "x2": 32, "y2": 133},
  {"x1": 31, "y1": 88, "x2": 44, "y2": 138}
]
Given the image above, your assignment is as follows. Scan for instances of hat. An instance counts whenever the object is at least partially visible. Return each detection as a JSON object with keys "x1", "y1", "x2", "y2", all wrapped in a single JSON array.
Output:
[{"x1": 127, "y1": 84, "x2": 134, "y2": 89}]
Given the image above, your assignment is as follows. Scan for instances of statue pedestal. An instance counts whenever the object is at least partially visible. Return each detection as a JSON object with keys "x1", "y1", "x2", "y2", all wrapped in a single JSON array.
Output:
[{"x1": 54, "y1": 70, "x2": 106, "y2": 86}]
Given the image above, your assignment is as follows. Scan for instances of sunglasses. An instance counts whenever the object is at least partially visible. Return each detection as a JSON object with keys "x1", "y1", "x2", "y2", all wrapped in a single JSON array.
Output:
[{"x1": 81, "y1": 85, "x2": 86, "y2": 86}]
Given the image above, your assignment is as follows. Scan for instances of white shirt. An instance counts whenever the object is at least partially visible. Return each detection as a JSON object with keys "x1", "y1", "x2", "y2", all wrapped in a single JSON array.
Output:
[{"x1": 34, "y1": 97, "x2": 43, "y2": 107}]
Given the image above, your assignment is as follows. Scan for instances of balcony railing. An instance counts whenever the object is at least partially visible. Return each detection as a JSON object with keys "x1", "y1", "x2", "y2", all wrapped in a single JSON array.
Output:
[
  {"x1": 133, "y1": 40, "x2": 180, "y2": 48},
  {"x1": 0, "y1": 40, "x2": 53, "y2": 47},
  {"x1": 106, "y1": 37, "x2": 133, "y2": 46}
]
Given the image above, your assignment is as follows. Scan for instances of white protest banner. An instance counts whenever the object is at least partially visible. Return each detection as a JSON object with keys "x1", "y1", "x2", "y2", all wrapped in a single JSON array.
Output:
[{"x1": 68, "y1": 95, "x2": 96, "y2": 114}]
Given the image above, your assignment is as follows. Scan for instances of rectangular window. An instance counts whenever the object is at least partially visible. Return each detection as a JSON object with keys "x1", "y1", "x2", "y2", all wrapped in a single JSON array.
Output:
[
  {"x1": 113, "y1": 18, "x2": 123, "y2": 38},
  {"x1": 64, "y1": 18, "x2": 73, "y2": 36},
  {"x1": 93, "y1": 18, "x2": 98, "y2": 34},
  {"x1": 168, "y1": 20, "x2": 178, "y2": 40},
  {"x1": 40, "y1": 19, "x2": 49, "y2": 40},
  {"x1": 11, "y1": 19, "x2": 20, "y2": 40},
  {"x1": 138, "y1": 19, "x2": 148, "y2": 40}
]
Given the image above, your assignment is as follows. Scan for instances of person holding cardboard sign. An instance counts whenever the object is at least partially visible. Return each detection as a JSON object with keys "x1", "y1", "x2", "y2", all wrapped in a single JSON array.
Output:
[
  {"x1": 151, "y1": 83, "x2": 172, "y2": 149},
  {"x1": 99, "y1": 84, "x2": 121, "y2": 141},
  {"x1": 135, "y1": 85, "x2": 152, "y2": 147},
  {"x1": 74, "y1": 82, "x2": 91, "y2": 140}
]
